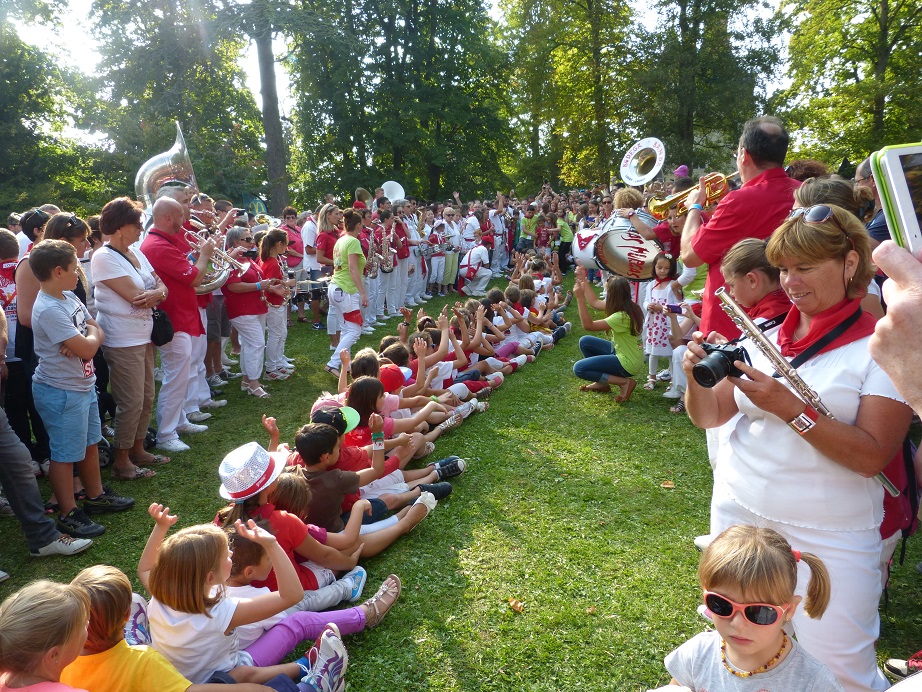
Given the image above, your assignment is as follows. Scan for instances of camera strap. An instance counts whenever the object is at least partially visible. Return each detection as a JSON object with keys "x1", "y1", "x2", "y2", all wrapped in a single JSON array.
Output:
[{"x1": 772, "y1": 307, "x2": 864, "y2": 378}]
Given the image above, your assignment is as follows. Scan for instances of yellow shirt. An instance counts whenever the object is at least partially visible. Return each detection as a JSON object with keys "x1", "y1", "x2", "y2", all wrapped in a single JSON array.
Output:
[{"x1": 61, "y1": 640, "x2": 190, "y2": 692}]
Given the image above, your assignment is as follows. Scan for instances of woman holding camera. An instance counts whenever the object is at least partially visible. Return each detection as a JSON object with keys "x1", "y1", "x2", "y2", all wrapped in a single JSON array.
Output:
[
  {"x1": 223, "y1": 226, "x2": 280, "y2": 398},
  {"x1": 683, "y1": 204, "x2": 911, "y2": 692}
]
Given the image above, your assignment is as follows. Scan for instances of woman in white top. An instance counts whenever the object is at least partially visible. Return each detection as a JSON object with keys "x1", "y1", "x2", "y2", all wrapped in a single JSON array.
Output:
[
  {"x1": 683, "y1": 204, "x2": 911, "y2": 692},
  {"x1": 93, "y1": 197, "x2": 169, "y2": 478}
]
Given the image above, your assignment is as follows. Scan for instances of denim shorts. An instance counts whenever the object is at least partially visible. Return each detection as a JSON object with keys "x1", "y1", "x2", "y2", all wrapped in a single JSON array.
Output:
[
  {"x1": 341, "y1": 497, "x2": 390, "y2": 526},
  {"x1": 32, "y1": 381, "x2": 102, "y2": 462}
]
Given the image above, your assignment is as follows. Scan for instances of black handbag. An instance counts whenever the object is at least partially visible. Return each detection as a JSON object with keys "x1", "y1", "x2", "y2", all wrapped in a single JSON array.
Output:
[{"x1": 150, "y1": 307, "x2": 174, "y2": 346}]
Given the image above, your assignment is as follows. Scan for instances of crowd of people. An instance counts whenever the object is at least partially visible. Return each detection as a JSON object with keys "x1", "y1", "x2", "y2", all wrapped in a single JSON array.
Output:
[{"x1": 2, "y1": 113, "x2": 922, "y2": 690}]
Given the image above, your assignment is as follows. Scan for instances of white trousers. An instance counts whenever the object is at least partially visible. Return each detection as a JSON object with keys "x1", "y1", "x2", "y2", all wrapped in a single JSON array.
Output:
[
  {"x1": 493, "y1": 239, "x2": 509, "y2": 275},
  {"x1": 407, "y1": 253, "x2": 426, "y2": 300},
  {"x1": 711, "y1": 479, "x2": 889, "y2": 692},
  {"x1": 156, "y1": 332, "x2": 194, "y2": 441},
  {"x1": 671, "y1": 345, "x2": 688, "y2": 392},
  {"x1": 183, "y1": 332, "x2": 209, "y2": 415},
  {"x1": 396, "y1": 257, "x2": 410, "y2": 307},
  {"x1": 428, "y1": 256, "x2": 445, "y2": 286},
  {"x1": 462, "y1": 267, "x2": 492, "y2": 295},
  {"x1": 230, "y1": 313, "x2": 267, "y2": 381},
  {"x1": 326, "y1": 286, "x2": 362, "y2": 369},
  {"x1": 265, "y1": 304, "x2": 288, "y2": 372},
  {"x1": 381, "y1": 267, "x2": 400, "y2": 316}
]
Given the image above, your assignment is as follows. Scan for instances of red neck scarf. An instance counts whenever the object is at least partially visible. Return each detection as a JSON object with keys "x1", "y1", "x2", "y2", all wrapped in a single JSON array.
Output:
[
  {"x1": 747, "y1": 289, "x2": 790, "y2": 322},
  {"x1": 777, "y1": 297, "x2": 875, "y2": 358}
]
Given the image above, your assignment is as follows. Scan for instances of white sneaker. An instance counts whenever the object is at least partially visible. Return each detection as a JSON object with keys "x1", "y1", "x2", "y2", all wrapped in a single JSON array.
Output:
[
  {"x1": 662, "y1": 387, "x2": 682, "y2": 399},
  {"x1": 421, "y1": 293, "x2": 433, "y2": 300},
  {"x1": 266, "y1": 370, "x2": 290, "y2": 381},
  {"x1": 0, "y1": 569, "x2": 7, "y2": 582},
  {"x1": 202, "y1": 398, "x2": 227, "y2": 409},
  {"x1": 362, "y1": 326, "x2": 375, "y2": 334},
  {"x1": 157, "y1": 438, "x2": 190, "y2": 453},
  {"x1": 153, "y1": 367, "x2": 164, "y2": 382},
  {"x1": 694, "y1": 534, "x2": 714, "y2": 551},
  {"x1": 29, "y1": 459, "x2": 43, "y2": 477},
  {"x1": 0, "y1": 495, "x2": 13, "y2": 517},
  {"x1": 207, "y1": 374, "x2": 227, "y2": 387},
  {"x1": 186, "y1": 411, "x2": 212, "y2": 423},
  {"x1": 30, "y1": 534, "x2": 93, "y2": 557},
  {"x1": 406, "y1": 300, "x2": 418, "y2": 307},
  {"x1": 176, "y1": 423, "x2": 208, "y2": 434},
  {"x1": 222, "y1": 355, "x2": 238, "y2": 366}
]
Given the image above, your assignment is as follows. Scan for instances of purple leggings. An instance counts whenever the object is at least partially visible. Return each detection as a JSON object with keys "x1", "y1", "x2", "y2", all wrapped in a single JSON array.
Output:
[
  {"x1": 495, "y1": 342, "x2": 519, "y2": 359},
  {"x1": 244, "y1": 608, "x2": 366, "y2": 666}
]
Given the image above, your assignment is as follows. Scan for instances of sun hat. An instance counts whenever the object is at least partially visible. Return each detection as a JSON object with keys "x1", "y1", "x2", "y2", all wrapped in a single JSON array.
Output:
[
  {"x1": 310, "y1": 406, "x2": 360, "y2": 435},
  {"x1": 378, "y1": 364, "x2": 405, "y2": 393},
  {"x1": 218, "y1": 441, "x2": 287, "y2": 501}
]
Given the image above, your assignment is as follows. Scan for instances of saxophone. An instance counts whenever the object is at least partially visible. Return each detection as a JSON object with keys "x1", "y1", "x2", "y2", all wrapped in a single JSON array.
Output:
[
  {"x1": 379, "y1": 225, "x2": 397, "y2": 274},
  {"x1": 715, "y1": 287, "x2": 899, "y2": 497},
  {"x1": 365, "y1": 225, "x2": 380, "y2": 279}
]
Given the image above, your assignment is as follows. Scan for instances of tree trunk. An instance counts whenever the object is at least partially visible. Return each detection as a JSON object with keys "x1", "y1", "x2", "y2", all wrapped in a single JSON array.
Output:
[
  {"x1": 871, "y1": 0, "x2": 890, "y2": 143},
  {"x1": 255, "y1": 24, "x2": 288, "y2": 214}
]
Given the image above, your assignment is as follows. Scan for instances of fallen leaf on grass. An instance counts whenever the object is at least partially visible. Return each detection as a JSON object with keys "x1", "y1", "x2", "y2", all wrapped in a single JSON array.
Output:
[
  {"x1": 508, "y1": 598, "x2": 525, "y2": 613},
  {"x1": 586, "y1": 606, "x2": 597, "y2": 614},
  {"x1": 660, "y1": 480, "x2": 675, "y2": 489}
]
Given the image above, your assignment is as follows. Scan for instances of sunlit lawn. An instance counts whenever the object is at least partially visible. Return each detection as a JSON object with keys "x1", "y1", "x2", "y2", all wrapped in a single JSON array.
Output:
[{"x1": 1, "y1": 279, "x2": 920, "y2": 690}]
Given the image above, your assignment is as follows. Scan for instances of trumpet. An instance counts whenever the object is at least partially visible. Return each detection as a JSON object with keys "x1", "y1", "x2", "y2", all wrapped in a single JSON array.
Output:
[
  {"x1": 186, "y1": 231, "x2": 250, "y2": 275},
  {"x1": 648, "y1": 172, "x2": 740, "y2": 220}
]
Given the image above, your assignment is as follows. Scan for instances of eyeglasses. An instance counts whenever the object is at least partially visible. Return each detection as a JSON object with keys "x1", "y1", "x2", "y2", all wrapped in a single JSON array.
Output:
[
  {"x1": 853, "y1": 175, "x2": 869, "y2": 184},
  {"x1": 787, "y1": 204, "x2": 834, "y2": 224},
  {"x1": 703, "y1": 591, "x2": 788, "y2": 626},
  {"x1": 243, "y1": 236, "x2": 254, "y2": 243}
]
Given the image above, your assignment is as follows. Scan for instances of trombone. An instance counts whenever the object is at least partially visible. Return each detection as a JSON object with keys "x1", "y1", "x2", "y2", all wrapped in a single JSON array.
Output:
[
  {"x1": 184, "y1": 229, "x2": 251, "y2": 276},
  {"x1": 648, "y1": 172, "x2": 740, "y2": 219}
]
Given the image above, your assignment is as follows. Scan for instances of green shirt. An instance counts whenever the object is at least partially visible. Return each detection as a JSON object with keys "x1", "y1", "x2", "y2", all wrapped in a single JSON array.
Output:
[
  {"x1": 557, "y1": 219, "x2": 573, "y2": 242},
  {"x1": 603, "y1": 312, "x2": 644, "y2": 375},
  {"x1": 331, "y1": 234, "x2": 366, "y2": 293},
  {"x1": 521, "y1": 215, "x2": 539, "y2": 239}
]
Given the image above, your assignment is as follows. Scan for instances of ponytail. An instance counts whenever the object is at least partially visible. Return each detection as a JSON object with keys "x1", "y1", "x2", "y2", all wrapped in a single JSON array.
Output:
[{"x1": 798, "y1": 551, "x2": 831, "y2": 618}]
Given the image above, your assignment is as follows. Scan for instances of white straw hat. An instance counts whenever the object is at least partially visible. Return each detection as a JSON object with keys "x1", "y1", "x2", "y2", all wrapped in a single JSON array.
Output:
[{"x1": 218, "y1": 441, "x2": 286, "y2": 501}]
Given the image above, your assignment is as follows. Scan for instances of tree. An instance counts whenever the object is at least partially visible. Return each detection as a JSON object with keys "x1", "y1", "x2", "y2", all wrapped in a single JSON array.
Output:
[
  {"x1": 777, "y1": 0, "x2": 922, "y2": 163},
  {"x1": 89, "y1": 0, "x2": 266, "y2": 202}
]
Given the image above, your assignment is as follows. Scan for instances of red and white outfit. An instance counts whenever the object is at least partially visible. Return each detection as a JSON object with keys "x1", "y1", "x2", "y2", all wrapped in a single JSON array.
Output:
[
  {"x1": 224, "y1": 263, "x2": 269, "y2": 381},
  {"x1": 427, "y1": 224, "x2": 447, "y2": 286},
  {"x1": 459, "y1": 242, "x2": 491, "y2": 296},
  {"x1": 257, "y1": 255, "x2": 288, "y2": 373}
]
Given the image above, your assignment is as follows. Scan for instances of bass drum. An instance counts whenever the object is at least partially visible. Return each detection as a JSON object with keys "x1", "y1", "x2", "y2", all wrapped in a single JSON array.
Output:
[{"x1": 594, "y1": 229, "x2": 663, "y2": 282}]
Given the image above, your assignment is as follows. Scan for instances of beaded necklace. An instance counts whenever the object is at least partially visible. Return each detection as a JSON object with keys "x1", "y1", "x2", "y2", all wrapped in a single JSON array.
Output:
[{"x1": 720, "y1": 633, "x2": 787, "y2": 678}]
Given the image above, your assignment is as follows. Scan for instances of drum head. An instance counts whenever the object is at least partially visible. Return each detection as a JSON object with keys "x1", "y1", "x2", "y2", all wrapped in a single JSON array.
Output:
[{"x1": 594, "y1": 229, "x2": 663, "y2": 281}]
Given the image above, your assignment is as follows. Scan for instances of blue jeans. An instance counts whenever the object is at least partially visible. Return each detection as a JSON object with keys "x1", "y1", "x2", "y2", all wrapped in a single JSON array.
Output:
[{"x1": 573, "y1": 335, "x2": 632, "y2": 382}]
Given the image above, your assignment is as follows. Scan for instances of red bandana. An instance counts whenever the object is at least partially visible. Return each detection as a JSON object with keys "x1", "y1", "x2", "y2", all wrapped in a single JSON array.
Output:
[
  {"x1": 777, "y1": 297, "x2": 875, "y2": 358},
  {"x1": 747, "y1": 289, "x2": 790, "y2": 322}
]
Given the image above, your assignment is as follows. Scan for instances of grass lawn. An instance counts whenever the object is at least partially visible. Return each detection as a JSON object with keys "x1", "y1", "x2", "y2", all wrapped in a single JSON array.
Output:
[{"x1": 2, "y1": 277, "x2": 921, "y2": 690}]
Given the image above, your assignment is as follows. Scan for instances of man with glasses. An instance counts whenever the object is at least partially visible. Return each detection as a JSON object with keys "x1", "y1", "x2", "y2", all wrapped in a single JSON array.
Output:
[
  {"x1": 854, "y1": 157, "x2": 889, "y2": 248},
  {"x1": 680, "y1": 116, "x2": 800, "y2": 340}
]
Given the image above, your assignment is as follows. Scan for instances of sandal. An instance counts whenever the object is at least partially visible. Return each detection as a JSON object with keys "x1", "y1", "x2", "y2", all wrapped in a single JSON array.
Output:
[
  {"x1": 111, "y1": 466, "x2": 156, "y2": 481},
  {"x1": 245, "y1": 385, "x2": 271, "y2": 399},
  {"x1": 131, "y1": 454, "x2": 170, "y2": 467},
  {"x1": 412, "y1": 441, "x2": 435, "y2": 460},
  {"x1": 297, "y1": 316, "x2": 310, "y2": 323},
  {"x1": 361, "y1": 574, "x2": 402, "y2": 628},
  {"x1": 436, "y1": 413, "x2": 463, "y2": 433},
  {"x1": 472, "y1": 399, "x2": 489, "y2": 413},
  {"x1": 324, "y1": 365, "x2": 340, "y2": 378},
  {"x1": 670, "y1": 398, "x2": 686, "y2": 414},
  {"x1": 643, "y1": 378, "x2": 656, "y2": 391}
]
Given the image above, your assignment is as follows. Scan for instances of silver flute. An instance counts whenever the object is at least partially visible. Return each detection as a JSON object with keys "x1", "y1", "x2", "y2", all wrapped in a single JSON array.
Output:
[{"x1": 715, "y1": 287, "x2": 899, "y2": 497}]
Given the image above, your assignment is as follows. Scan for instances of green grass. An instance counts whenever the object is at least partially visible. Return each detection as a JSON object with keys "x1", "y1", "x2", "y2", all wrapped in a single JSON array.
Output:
[{"x1": 2, "y1": 279, "x2": 921, "y2": 690}]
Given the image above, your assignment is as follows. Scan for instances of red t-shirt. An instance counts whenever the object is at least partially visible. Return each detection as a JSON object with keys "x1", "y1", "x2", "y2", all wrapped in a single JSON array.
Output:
[
  {"x1": 428, "y1": 231, "x2": 445, "y2": 257},
  {"x1": 249, "y1": 508, "x2": 318, "y2": 591},
  {"x1": 315, "y1": 229, "x2": 339, "y2": 271},
  {"x1": 139, "y1": 229, "x2": 204, "y2": 336},
  {"x1": 393, "y1": 221, "x2": 410, "y2": 260},
  {"x1": 223, "y1": 262, "x2": 268, "y2": 319},
  {"x1": 690, "y1": 168, "x2": 800, "y2": 338},
  {"x1": 257, "y1": 256, "x2": 286, "y2": 307},
  {"x1": 283, "y1": 224, "x2": 304, "y2": 268},
  {"x1": 534, "y1": 226, "x2": 551, "y2": 248}
]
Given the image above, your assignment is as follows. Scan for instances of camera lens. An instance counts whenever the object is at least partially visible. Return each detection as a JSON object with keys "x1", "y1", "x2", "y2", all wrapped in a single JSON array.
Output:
[{"x1": 692, "y1": 353, "x2": 732, "y2": 388}]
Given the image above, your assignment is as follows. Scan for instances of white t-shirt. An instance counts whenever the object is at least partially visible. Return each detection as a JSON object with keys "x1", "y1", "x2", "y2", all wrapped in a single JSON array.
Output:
[
  {"x1": 302, "y1": 217, "x2": 321, "y2": 271},
  {"x1": 149, "y1": 594, "x2": 253, "y2": 684},
  {"x1": 460, "y1": 245, "x2": 489, "y2": 272},
  {"x1": 16, "y1": 231, "x2": 31, "y2": 259},
  {"x1": 666, "y1": 630, "x2": 844, "y2": 691},
  {"x1": 91, "y1": 245, "x2": 156, "y2": 348},
  {"x1": 717, "y1": 332, "x2": 904, "y2": 531},
  {"x1": 224, "y1": 584, "x2": 286, "y2": 649},
  {"x1": 444, "y1": 221, "x2": 461, "y2": 254},
  {"x1": 489, "y1": 209, "x2": 506, "y2": 236}
]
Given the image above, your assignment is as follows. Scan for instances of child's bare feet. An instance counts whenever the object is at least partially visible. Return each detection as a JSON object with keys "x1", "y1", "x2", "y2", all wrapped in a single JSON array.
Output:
[
  {"x1": 579, "y1": 382, "x2": 611, "y2": 393},
  {"x1": 616, "y1": 378, "x2": 637, "y2": 403}
]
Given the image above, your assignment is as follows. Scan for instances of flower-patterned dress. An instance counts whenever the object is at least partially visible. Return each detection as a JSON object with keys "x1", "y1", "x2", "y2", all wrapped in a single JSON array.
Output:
[{"x1": 644, "y1": 279, "x2": 680, "y2": 356}]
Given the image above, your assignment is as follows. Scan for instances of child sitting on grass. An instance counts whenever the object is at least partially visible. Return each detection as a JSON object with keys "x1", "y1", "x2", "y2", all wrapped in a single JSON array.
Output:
[
  {"x1": 62, "y1": 564, "x2": 273, "y2": 692},
  {"x1": 652, "y1": 525, "x2": 842, "y2": 692},
  {"x1": 0, "y1": 580, "x2": 91, "y2": 691}
]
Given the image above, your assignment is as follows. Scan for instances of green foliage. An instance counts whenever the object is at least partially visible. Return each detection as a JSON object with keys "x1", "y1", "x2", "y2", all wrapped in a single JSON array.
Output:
[
  {"x1": 288, "y1": 0, "x2": 513, "y2": 203},
  {"x1": 88, "y1": 0, "x2": 267, "y2": 202},
  {"x1": 776, "y1": 0, "x2": 922, "y2": 164}
]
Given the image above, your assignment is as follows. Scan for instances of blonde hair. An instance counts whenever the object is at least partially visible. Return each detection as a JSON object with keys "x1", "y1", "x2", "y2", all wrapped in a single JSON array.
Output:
[
  {"x1": 517, "y1": 275, "x2": 535, "y2": 292},
  {"x1": 270, "y1": 467, "x2": 313, "y2": 521},
  {"x1": 0, "y1": 580, "x2": 90, "y2": 674},
  {"x1": 71, "y1": 565, "x2": 132, "y2": 654},
  {"x1": 721, "y1": 238, "x2": 780, "y2": 283},
  {"x1": 699, "y1": 526, "x2": 830, "y2": 618},
  {"x1": 794, "y1": 177, "x2": 874, "y2": 220},
  {"x1": 614, "y1": 188, "x2": 643, "y2": 209},
  {"x1": 765, "y1": 204, "x2": 873, "y2": 300},
  {"x1": 148, "y1": 524, "x2": 228, "y2": 615}
]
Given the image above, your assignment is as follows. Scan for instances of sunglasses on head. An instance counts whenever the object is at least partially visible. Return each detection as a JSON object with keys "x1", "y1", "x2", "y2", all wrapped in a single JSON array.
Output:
[
  {"x1": 703, "y1": 591, "x2": 788, "y2": 626},
  {"x1": 787, "y1": 204, "x2": 834, "y2": 224}
]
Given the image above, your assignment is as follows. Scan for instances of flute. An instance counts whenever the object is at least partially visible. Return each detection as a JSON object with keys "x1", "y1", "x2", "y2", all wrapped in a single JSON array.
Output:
[{"x1": 715, "y1": 287, "x2": 900, "y2": 497}]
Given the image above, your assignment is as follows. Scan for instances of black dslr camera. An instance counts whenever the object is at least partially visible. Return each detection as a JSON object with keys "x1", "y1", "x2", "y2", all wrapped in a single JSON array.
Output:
[{"x1": 692, "y1": 343, "x2": 750, "y2": 388}]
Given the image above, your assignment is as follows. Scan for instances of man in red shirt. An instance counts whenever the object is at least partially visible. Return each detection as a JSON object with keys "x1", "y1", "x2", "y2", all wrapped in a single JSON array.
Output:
[
  {"x1": 680, "y1": 116, "x2": 800, "y2": 339},
  {"x1": 140, "y1": 198, "x2": 215, "y2": 453}
]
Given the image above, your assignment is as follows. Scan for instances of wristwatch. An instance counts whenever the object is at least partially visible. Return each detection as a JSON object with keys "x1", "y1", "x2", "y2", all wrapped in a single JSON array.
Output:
[{"x1": 788, "y1": 405, "x2": 819, "y2": 435}]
